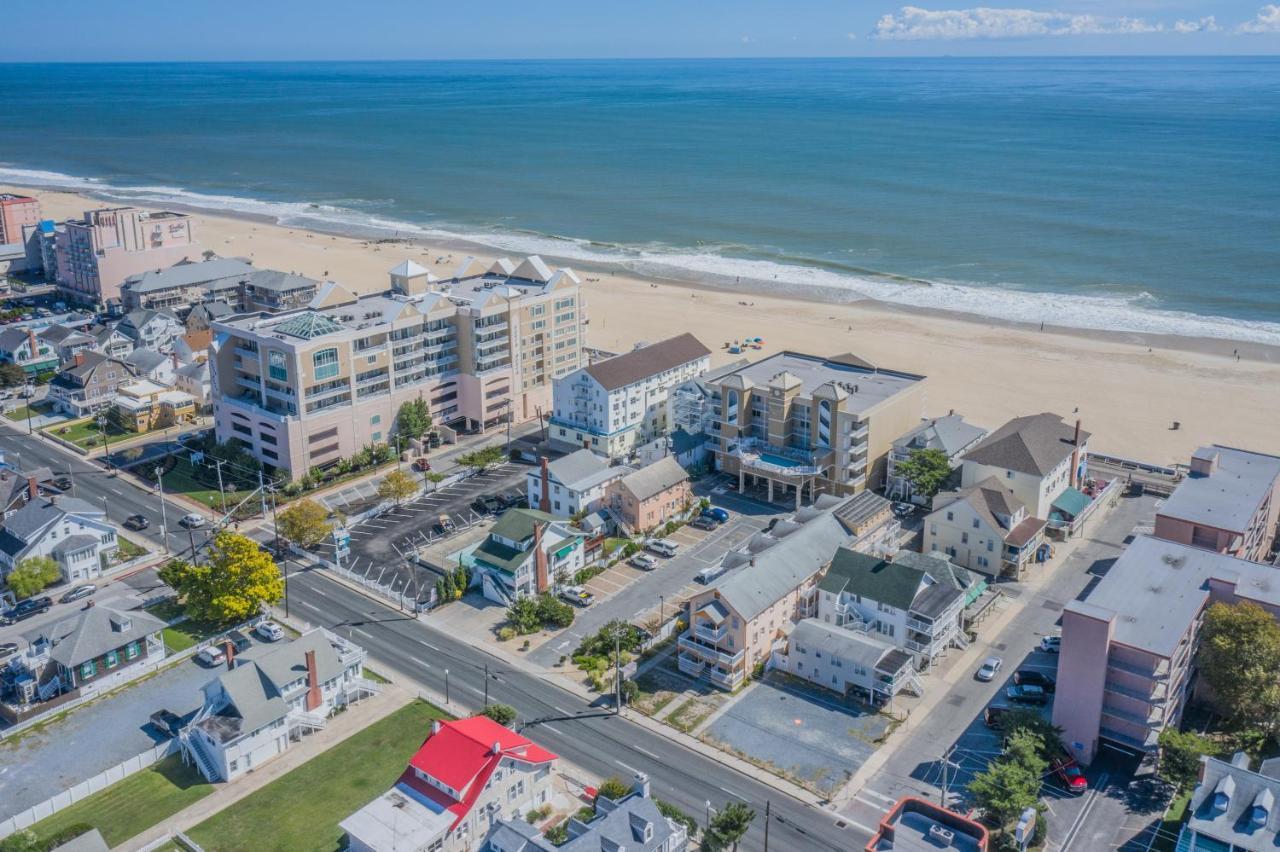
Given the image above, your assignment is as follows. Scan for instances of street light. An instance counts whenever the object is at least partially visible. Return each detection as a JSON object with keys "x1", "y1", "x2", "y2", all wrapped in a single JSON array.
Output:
[
  {"x1": 444, "y1": 668, "x2": 450, "y2": 705},
  {"x1": 154, "y1": 464, "x2": 169, "y2": 554},
  {"x1": 96, "y1": 414, "x2": 114, "y2": 472}
]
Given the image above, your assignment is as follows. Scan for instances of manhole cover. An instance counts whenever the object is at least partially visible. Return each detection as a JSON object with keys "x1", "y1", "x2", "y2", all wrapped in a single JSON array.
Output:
[{"x1": 1042, "y1": 600, "x2": 1063, "y2": 611}]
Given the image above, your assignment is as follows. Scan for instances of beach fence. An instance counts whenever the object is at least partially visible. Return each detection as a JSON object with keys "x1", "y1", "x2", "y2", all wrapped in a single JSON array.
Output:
[{"x1": 0, "y1": 740, "x2": 180, "y2": 840}]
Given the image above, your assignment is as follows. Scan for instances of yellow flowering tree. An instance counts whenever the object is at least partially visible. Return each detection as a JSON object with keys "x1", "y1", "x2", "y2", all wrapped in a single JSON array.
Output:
[{"x1": 160, "y1": 531, "x2": 284, "y2": 624}]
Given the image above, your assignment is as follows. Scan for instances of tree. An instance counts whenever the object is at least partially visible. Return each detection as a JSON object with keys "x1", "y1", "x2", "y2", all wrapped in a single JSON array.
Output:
[
  {"x1": 998, "y1": 708, "x2": 1063, "y2": 761},
  {"x1": 895, "y1": 447, "x2": 954, "y2": 499},
  {"x1": 1199, "y1": 601, "x2": 1280, "y2": 732},
  {"x1": 6, "y1": 556, "x2": 60, "y2": 600},
  {"x1": 275, "y1": 499, "x2": 333, "y2": 549},
  {"x1": 968, "y1": 730, "x2": 1046, "y2": 835},
  {"x1": 481, "y1": 703, "x2": 517, "y2": 726},
  {"x1": 0, "y1": 829, "x2": 41, "y2": 852},
  {"x1": 596, "y1": 776, "x2": 631, "y2": 802},
  {"x1": 458, "y1": 445, "x2": 506, "y2": 473},
  {"x1": 507, "y1": 597, "x2": 541, "y2": 634},
  {"x1": 159, "y1": 532, "x2": 284, "y2": 624},
  {"x1": 0, "y1": 362, "x2": 25, "y2": 388},
  {"x1": 537, "y1": 593, "x2": 575, "y2": 629},
  {"x1": 396, "y1": 399, "x2": 432, "y2": 441},
  {"x1": 1158, "y1": 728, "x2": 1216, "y2": 788},
  {"x1": 702, "y1": 801, "x2": 756, "y2": 852},
  {"x1": 376, "y1": 470, "x2": 417, "y2": 505}
]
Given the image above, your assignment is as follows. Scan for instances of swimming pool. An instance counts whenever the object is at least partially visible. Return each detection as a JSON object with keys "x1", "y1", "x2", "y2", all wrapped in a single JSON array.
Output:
[{"x1": 759, "y1": 452, "x2": 804, "y2": 469}]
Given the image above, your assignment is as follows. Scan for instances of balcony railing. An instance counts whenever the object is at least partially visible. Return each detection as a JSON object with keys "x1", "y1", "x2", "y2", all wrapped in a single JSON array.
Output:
[
  {"x1": 731, "y1": 438, "x2": 824, "y2": 477},
  {"x1": 678, "y1": 634, "x2": 744, "y2": 668},
  {"x1": 693, "y1": 623, "x2": 727, "y2": 643},
  {"x1": 905, "y1": 616, "x2": 938, "y2": 635},
  {"x1": 678, "y1": 654, "x2": 705, "y2": 678},
  {"x1": 1107, "y1": 656, "x2": 1169, "y2": 681},
  {"x1": 708, "y1": 667, "x2": 745, "y2": 690}
]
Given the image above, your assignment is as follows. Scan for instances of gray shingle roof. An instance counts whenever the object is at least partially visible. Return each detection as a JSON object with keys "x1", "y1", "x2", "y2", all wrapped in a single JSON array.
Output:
[
  {"x1": 1187, "y1": 753, "x2": 1280, "y2": 850},
  {"x1": 244, "y1": 269, "x2": 319, "y2": 293},
  {"x1": 619, "y1": 457, "x2": 688, "y2": 502},
  {"x1": 123, "y1": 258, "x2": 255, "y2": 294},
  {"x1": 791, "y1": 618, "x2": 896, "y2": 671},
  {"x1": 895, "y1": 414, "x2": 988, "y2": 457},
  {"x1": 583, "y1": 333, "x2": 710, "y2": 392},
  {"x1": 35, "y1": 605, "x2": 167, "y2": 668},
  {"x1": 932, "y1": 476, "x2": 1026, "y2": 536},
  {"x1": 961, "y1": 412, "x2": 1088, "y2": 476},
  {"x1": 545, "y1": 449, "x2": 612, "y2": 491},
  {"x1": 124, "y1": 348, "x2": 167, "y2": 373}
]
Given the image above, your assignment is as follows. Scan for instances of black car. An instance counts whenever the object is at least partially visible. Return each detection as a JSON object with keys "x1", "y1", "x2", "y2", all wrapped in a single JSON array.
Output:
[
  {"x1": 0, "y1": 642, "x2": 19, "y2": 661},
  {"x1": 480, "y1": 495, "x2": 503, "y2": 513},
  {"x1": 500, "y1": 491, "x2": 528, "y2": 509},
  {"x1": 224, "y1": 630, "x2": 253, "y2": 653},
  {"x1": 983, "y1": 705, "x2": 1009, "y2": 728},
  {"x1": 2, "y1": 596, "x2": 52, "y2": 624},
  {"x1": 1013, "y1": 670, "x2": 1057, "y2": 693},
  {"x1": 52, "y1": 476, "x2": 73, "y2": 491},
  {"x1": 124, "y1": 514, "x2": 150, "y2": 531},
  {"x1": 150, "y1": 709, "x2": 184, "y2": 737},
  {"x1": 689, "y1": 516, "x2": 718, "y2": 531}
]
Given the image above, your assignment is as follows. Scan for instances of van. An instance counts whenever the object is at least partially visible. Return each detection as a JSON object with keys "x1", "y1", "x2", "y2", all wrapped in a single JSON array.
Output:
[{"x1": 696, "y1": 563, "x2": 727, "y2": 584}]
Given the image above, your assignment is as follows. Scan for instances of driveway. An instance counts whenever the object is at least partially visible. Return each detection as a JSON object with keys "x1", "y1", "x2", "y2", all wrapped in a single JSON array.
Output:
[{"x1": 703, "y1": 675, "x2": 892, "y2": 796}]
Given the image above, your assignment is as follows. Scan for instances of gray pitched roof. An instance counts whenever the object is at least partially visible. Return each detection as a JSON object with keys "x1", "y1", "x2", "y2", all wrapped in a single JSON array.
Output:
[
  {"x1": 932, "y1": 476, "x2": 1026, "y2": 535},
  {"x1": 124, "y1": 348, "x2": 167, "y2": 373},
  {"x1": 36, "y1": 605, "x2": 167, "y2": 668},
  {"x1": 175, "y1": 360, "x2": 208, "y2": 380},
  {"x1": 244, "y1": 269, "x2": 319, "y2": 293},
  {"x1": 896, "y1": 414, "x2": 988, "y2": 457},
  {"x1": 791, "y1": 618, "x2": 896, "y2": 671},
  {"x1": 545, "y1": 449, "x2": 612, "y2": 491},
  {"x1": 558, "y1": 791, "x2": 680, "y2": 852},
  {"x1": 1187, "y1": 753, "x2": 1280, "y2": 850},
  {"x1": 0, "y1": 327, "x2": 32, "y2": 352},
  {"x1": 123, "y1": 257, "x2": 255, "y2": 293},
  {"x1": 53, "y1": 534, "x2": 99, "y2": 557},
  {"x1": 38, "y1": 324, "x2": 91, "y2": 346},
  {"x1": 961, "y1": 412, "x2": 1088, "y2": 476},
  {"x1": 619, "y1": 457, "x2": 688, "y2": 502},
  {"x1": 583, "y1": 333, "x2": 710, "y2": 392}
]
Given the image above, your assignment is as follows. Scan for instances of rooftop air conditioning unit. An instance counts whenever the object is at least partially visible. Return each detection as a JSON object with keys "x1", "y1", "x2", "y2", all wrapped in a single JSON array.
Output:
[{"x1": 928, "y1": 825, "x2": 955, "y2": 844}]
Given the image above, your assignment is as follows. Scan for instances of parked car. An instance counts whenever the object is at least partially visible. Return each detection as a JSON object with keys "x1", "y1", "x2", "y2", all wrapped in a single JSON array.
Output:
[
  {"x1": 59, "y1": 583, "x2": 97, "y2": 604},
  {"x1": 500, "y1": 491, "x2": 529, "y2": 509},
  {"x1": 256, "y1": 621, "x2": 285, "y2": 642},
  {"x1": 630, "y1": 554, "x2": 658, "y2": 571},
  {"x1": 195, "y1": 646, "x2": 226, "y2": 667},
  {"x1": 412, "y1": 457, "x2": 432, "y2": 472},
  {"x1": 891, "y1": 502, "x2": 916, "y2": 518},
  {"x1": 52, "y1": 476, "x2": 73, "y2": 491},
  {"x1": 0, "y1": 642, "x2": 19, "y2": 661},
  {"x1": 479, "y1": 495, "x2": 503, "y2": 513},
  {"x1": 150, "y1": 709, "x2": 184, "y2": 737},
  {"x1": 436, "y1": 514, "x2": 456, "y2": 534},
  {"x1": 701, "y1": 507, "x2": 730, "y2": 524},
  {"x1": 696, "y1": 563, "x2": 729, "y2": 584},
  {"x1": 1052, "y1": 752, "x2": 1088, "y2": 793},
  {"x1": 178, "y1": 512, "x2": 206, "y2": 529},
  {"x1": 976, "y1": 657, "x2": 1003, "y2": 682},
  {"x1": 224, "y1": 629, "x2": 252, "y2": 653},
  {"x1": 689, "y1": 516, "x2": 717, "y2": 531},
  {"x1": 1013, "y1": 670, "x2": 1056, "y2": 693},
  {"x1": 560, "y1": 586, "x2": 595, "y2": 608},
  {"x1": 645, "y1": 538, "x2": 679, "y2": 557},
  {"x1": 124, "y1": 514, "x2": 150, "y2": 531},
  {"x1": 1039, "y1": 635, "x2": 1061, "y2": 653},
  {"x1": 1, "y1": 596, "x2": 52, "y2": 625},
  {"x1": 983, "y1": 705, "x2": 1009, "y2": 728},
  {"x1": 1005, "y1": 684, "x2": 1048, "y2": 705}
]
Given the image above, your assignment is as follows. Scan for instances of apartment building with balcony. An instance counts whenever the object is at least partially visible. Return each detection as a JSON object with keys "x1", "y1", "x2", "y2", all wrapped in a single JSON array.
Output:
[
  {"x1": 708, "y1": 352, "x2": 926, "y2": 509},
  {"x1": 679, "y1": 494, "x2": 859, "y2": 690},
  {"x1": 959, "y1": 413, "x2": 1089, "y2": 521},
  {"x1": 1155, "y1": 445, "x2": 1280, "y2": 563},
  {"x1": 885, "y1": 413, "x2": 987, "y2": 504},
  {"x1": 54, "y1": 207, "x2": 201, "y2": 308},
  {"x1": 926, "y1": 477, "x2": 1047, "y2": 578},
  {"x1": 816, "y1": 548, "x2": 969, "y2": 668},
  {"x1": 1054, "y1": 535, "x2": 1280, "y2": 765},
  {"x1": 779, "y1": 618, "x2": 919, "y2": 704},
  {"x1": 550, "y1": 333, "x2": 712, "y2": 460},
  {"x1": 120, "y1": 257, "x2": 255, "y2": 314}
]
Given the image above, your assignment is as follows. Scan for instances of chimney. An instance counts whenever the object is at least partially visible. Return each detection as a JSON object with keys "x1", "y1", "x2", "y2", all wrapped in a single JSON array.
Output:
[
  {"x1": 27, "y1": 328, "x2": 37, "y2": 361},
  {"x1": 431, "y1": 720, "x2": 442, "y2": 736},
  {"x1": 304, "y1": 649, "x2": 322, "y2": 711},
  {"x1": 1069, "y1": 418, "x2": 1082, "y2": 488},
  {"x1": 534, "y1": 522, "x2": 549, "y2": 593},
  {"x1": 27, "y1": 476, "x2": 38, "y2": 501},
  {"x1": 74, "y1": 351, "x2": 85, "y2": 367},
  {"x1": 633, "y1": 772, "x2": 651, "y2": 799},
  {"x1": 223, "y1": 639, "x2": 235, "y2": 670},
  {"x1": 492, "y1": 741, "x2": 502, "y2": 755},
  {"x1": 538, "y1": 456, "x2": 551, "y2": 512}
]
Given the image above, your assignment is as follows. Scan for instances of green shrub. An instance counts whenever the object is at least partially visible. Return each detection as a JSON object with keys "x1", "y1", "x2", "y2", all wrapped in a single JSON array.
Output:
[{"x1": 497, "y1": 626, "x2": 517, "y2": 642}]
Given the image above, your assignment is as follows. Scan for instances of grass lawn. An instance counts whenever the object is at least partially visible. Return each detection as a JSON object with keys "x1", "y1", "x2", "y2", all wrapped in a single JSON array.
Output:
[
  {"x1": 43, "y1": 416, "x2": 137, "y2": 451},
  {"x1": 4, "y1": 401, "x2": 50, "y2": 422},
  {"x1": 154, "y1": 456, "x2": 254, "y2": 512},
  {"x1": 1151, "y1": 788, "x2": 1193, "y2": 852},
  {"x1": 184, "y1": 700, "x2": 449, "y2": 852},
  {"x1": 145, "y1": 600, "x2": 225, "y2": 653},
  {"x1": 21, "y1": 755, "x2": 214, "y2": 848},
  {"x1": 115, "y1": 536, "x2": 149, "y2": 562}
]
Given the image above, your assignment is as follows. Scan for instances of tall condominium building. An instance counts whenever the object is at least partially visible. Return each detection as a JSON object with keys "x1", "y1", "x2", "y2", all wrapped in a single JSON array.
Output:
[
  {"x1": 0, "y1": 194, "x2": 41, "y2": 245},
  {"x1": 209, "y1": 256, "x2": 584, "y2": 479},
  {"x1": 54, "y1": 207, "x2": 201, "y2": 308},
  {"x1": 709, "y1": 352, "x2": 926, "y2": 508}
]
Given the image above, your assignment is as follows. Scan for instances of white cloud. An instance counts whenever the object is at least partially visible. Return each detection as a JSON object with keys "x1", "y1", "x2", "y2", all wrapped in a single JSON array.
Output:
[
  {"x1": 873, "y1": 6, "x2": 1166, "y2": 40},
  {"x1": 1174, "y1": 15, "x2": 1218, "y2": 33},
  {"x1": 1237, "y1": 4, "x2": 1280, "y2": 32},
  {"x1": 847, "y1": 31, "x2": 859, "y2": 40}
]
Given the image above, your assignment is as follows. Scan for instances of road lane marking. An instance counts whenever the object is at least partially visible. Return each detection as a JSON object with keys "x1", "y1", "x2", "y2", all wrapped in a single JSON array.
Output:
[
  {"x1": 634, "y1": 745, "x2": 659, "y2": 760},
  {"x1": 408, "y1": 655, "x2": 432, "y2": 669},
  {"x1": 616, "y1": 760, "x2": 640, "y2": 774}
]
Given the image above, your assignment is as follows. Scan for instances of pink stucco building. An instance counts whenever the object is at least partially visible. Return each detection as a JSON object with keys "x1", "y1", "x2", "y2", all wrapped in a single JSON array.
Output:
[
  {"x1": 54, "y1": 207, "x2": 201, "y2": 307},
  {"x1": 610, "y1": 456, "x2": 691, "y2": 532},
  {"x1": 1054, "y1": 535, "x2": 1280, "y2": 766},
  {"x1": 1154, "y1": 445, "x2": 1280, "y2": 563},
  {"x1": 0, "y1": 194, "x2": 41, "y2": 245}
]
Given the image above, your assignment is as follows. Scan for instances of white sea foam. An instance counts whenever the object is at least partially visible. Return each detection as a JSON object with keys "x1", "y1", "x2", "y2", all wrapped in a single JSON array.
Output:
[{"x1": 6, "y1": 164, "x2": 1280, "y2": 347}]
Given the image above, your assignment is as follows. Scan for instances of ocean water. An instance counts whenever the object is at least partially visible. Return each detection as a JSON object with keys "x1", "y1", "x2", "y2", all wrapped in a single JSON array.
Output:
[{"x1": 0, "y1": 58, "x2": 1278, "y2": 343}]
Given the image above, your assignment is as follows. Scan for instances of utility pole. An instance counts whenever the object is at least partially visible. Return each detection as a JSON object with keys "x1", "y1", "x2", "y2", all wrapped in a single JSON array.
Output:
[
  {"x1": 155, "y1": 464, "x2": 169, "y2": 554},
  {"x1": 444, "y1": 667, "x2": 450, "y2": 705},
  {"x1": 614, "y1": 627, "x2": 622, "y2": 714},
  {"x1": 484, "y1": 663, "x2": 490, "y2": 708},
  {"x1": 764, "y1": 800, "x2": 771, "y2": 852},
  {"x1": 212, "y1": 458, "x2": 229, "y2": 517},
  {"x1": 941, "y1": 745, "x2": 955, "y2": 807},
  {"x1": 270, "y1": 486, "x2": 288, "y2": 618},
  {"x1": 257, "y1": 469, "x2": 268, "y2": 520},
  {"x1": 98, "y1": 414, "x2": 114, "y2": 471},
  {"x1": 504, "y1": 399, "x2": 512, "y2": 457}
]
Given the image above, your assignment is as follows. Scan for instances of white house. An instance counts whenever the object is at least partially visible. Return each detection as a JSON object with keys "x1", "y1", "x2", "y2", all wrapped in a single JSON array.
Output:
[
  {"x1": 959, "y1": 412, "x2": 1089, "y2": 520},
  {"x1": 341, "y1": 715, "x2": 559, "y2": 852},
  {"x1": 123, "y1": 348, "x2": 177, "y2": 387},
  {"x1": 926, "y1": 477, "x2": 1048, "y2": 578},
  {"x1": 815, "y1": 548, "x2": 970, "y2": 668},
  {"x1": 174, "y1": 360, "x2": 212, "y2": 409},
  {"x1": 181, "y1": 629, "x2": 374, "y2": 783},
  {"x1": 526, "y1": 450, "x2": 630, "y2": 519},
  {"x1": 885, "y1": 413, "x2": 988, "y2": 504},
  {"x1": 778, "y1": 618, "x2": 918, "y2": 704},
  {"x1": 118, "y1": 308, "x2": 184, "y2": 353},
  {"x1": 550, "y1": 333, "x2": 711, "y2": 460},
  {"x1": 470, "y1": 509, "x2": 586, "y2": 604},
  {"x1": 0, "y1": 496, "x2": 118, "y2": 584}
]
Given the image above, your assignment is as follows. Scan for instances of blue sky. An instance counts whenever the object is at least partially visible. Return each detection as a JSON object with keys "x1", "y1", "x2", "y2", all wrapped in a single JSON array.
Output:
[{"x1": 2, "y1": 1, "x2": 1278, "y2": 61}]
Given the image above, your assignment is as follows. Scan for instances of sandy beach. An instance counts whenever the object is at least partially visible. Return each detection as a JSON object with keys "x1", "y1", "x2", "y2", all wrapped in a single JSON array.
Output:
[{"x1": 11, "y1": 183, "x2": 1279, "y2": 467}]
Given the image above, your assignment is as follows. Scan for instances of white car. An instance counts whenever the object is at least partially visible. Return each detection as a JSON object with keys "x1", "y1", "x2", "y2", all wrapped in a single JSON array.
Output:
[
  {"x1": 696, "y1": 562, "x2": 728, "y2": 584},
  {"x1": 256, "y1": 621, "x2": 285, "y2": 642},
  {"x1": 976, "y1": 657, "x2": 1003, "y2": 682},
  {"x1": 196, "y1": 646, "x2": 226, "y2": 667},
  {"x1": 1040, "y1": 635, "x2": 1061, "y2": 653},
  {"x1": 630, "y1": 554, "x2": 658, "y2": 571},
  {"x1": 178, "y1": 512, "x2": 206, "y2": 529},
  {"x1": 645, "y1": 538, "x2": 679, "y2": 558}
]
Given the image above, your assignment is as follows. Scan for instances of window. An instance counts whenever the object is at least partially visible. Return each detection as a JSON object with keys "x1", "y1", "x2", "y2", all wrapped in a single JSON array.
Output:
[
  {"x1": 268, "y1": 350, "x2": 287, "y2": 381},
  {"x1": 1006, "y1": 470, "x2": 1014, "y2": 479},
  {"x1": 972, "y1": 518, "x2": 979, "y2": 529},
  {"x1": 105, "y1": 650, "x2": 119, "y2": 668},
  {"x1": 80, "y1": 660, "x2": 96, "y2": 679},
  {"x1": 125, "y1": 642, "x2": 140, "y2": 659},
  {"x1": 372, "y1": 431, "x2": 382, "y2": 442},
  {"x1": 961, "y1": 532, "x2": 969, "y2": 544},
  {"x1": 313, "y1": 348, "x2": 340, "y2": 380},
  {"x1": 371, "y1": 414, "x2": 381, "y2": 425},
  {"x1": 946, "y1": 511, "x2": 954, "y2": 521}
]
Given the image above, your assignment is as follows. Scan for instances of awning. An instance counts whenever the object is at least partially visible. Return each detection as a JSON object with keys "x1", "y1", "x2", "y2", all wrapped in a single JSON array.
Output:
[{"x1": 1050, "y1": 486, "x2": 1092, "y2": 521}]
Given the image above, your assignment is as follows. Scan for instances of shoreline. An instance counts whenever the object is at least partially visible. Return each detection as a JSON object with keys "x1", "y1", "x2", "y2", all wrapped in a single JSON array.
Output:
[{"x1": 7, "y1": 181, "x2": 1280, "y2": 465}]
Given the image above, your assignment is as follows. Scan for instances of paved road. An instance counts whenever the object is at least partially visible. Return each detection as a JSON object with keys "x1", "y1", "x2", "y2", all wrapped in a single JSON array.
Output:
[
  {"x1": 839, "y1": 492, "x2": 1162, "y2": 848},
  {"x1": 287, "y1": 567, "x2": 865, "y2": 852}
]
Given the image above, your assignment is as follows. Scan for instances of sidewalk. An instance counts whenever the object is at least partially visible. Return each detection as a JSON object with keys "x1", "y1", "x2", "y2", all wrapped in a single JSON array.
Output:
[{"x1": 116, "y1": 684, "x2": 415, "y2": 852}]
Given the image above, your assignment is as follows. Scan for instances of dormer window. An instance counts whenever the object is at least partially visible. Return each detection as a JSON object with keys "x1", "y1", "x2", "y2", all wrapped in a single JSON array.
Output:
[
  {"x1": 1211, "y1": 774, "x2": 1236, "y2": 815},
  {"x1": 1251, "y1": 788, "x2": 1274, "y2": 827}
]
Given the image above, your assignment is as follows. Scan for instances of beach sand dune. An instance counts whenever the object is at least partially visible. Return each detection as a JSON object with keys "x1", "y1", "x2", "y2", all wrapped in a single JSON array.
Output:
[{"x1": 12, "y1": 184, "x2": 1278, "y2": 467}]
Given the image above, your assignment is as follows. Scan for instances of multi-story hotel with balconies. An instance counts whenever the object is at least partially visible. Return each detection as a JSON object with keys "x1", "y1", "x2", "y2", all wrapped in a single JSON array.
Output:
[
  {"x1": 708, "y1": 352, "x2": 927, "y2": 508},
  {"x1": 209, "y1": 255, "x2": 584, "y2": 479},
  {"x1": 1055, "y1": 534, "x2": 1280, "y2": 766},
  {"x1": 54, "y1": 207, "x2": 201, "y2": 308}
]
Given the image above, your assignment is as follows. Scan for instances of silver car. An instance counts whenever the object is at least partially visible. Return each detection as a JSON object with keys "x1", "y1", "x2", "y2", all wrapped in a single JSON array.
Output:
[{"x1": 976, "y1": 657, "x2": 1003, "y2": 682}]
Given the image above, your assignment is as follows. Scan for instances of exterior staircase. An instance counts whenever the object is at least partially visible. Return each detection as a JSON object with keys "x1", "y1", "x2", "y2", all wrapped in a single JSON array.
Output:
[{"x1": 179, "y1": 730, "x2": 220, "y2": 782}]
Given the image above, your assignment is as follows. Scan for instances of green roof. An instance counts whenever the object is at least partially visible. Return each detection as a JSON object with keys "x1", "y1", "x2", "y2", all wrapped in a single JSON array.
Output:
[
  {"x1": 274, "y1": 311, "x2": 344, "y2": 340},
  {"x1": 490, "y1": 508, "x2": 557, "y2": 544},
  {"x1": 472, "y1": 538, "x2": 528, "y2": 575},
  {"x1": 818, "y1": 548, "x2": 926, "y2": 611},
  {"x1": 1050, "y1": 486, "x2": 1091, "y2": 520}
]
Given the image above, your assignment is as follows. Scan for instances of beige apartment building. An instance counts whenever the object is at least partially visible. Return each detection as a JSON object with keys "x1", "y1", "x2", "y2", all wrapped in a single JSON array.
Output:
[
  {"x1": 210, "y1": 256, "x2": 584, "y2": 479},
  {"x1": 710, "y1": 352, "x2": 926, "y2": 507},
  {"x1": 55, "y1": 207, "x2": 201, "y2": 308}
]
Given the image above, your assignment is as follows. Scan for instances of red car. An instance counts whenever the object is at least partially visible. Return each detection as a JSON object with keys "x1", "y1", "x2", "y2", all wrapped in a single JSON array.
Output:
[{"x1": 1052, "y1": 754, "x2": 1088, "y2": 794}]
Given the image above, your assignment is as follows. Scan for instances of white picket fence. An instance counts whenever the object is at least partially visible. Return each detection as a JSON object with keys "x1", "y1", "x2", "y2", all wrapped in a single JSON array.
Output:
[{"x1": 0, "y1": 739, "x2": 179, "y2": 840}]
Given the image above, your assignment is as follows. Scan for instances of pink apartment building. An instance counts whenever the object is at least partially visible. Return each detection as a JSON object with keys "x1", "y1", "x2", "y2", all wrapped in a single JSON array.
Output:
[
  {"x1": 54, "y1": 207, "x2": 201, "y2": 307},
  {"x1": 0, "y1": 194, "x2": 41, "y2": 245},
  {"x1": 611, "y1": 456, "x2": 691, "y2": 532},
  {"x1": 1154, "y1": 445, "x2": 1280, "y2": 563},
  {"x1": 1054, "y1": 535, "x2": 1280, "y2": 766}
]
